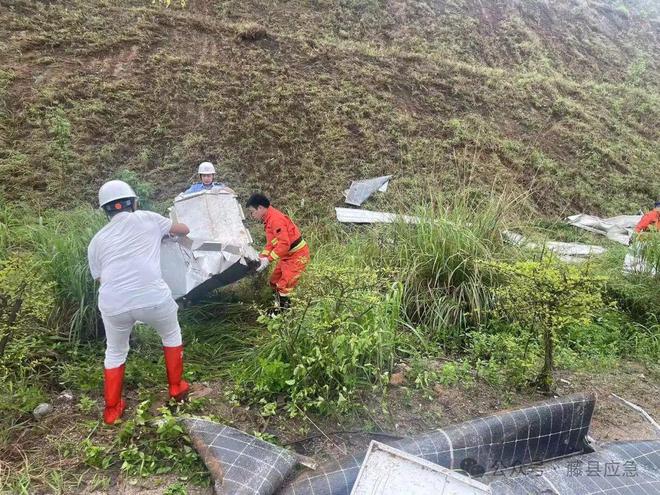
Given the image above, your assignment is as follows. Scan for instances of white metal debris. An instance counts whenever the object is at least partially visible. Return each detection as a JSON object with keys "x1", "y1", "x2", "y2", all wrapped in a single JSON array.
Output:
[
  {"x1": 160, "y1": 190, "x2": 260, "y2": 302},
  {"x1": 344, "y1": 175, "x2": 393, "y2": 206},
  {"x1": 351, "y1": 441, "x2": 491, "y2": 495},
  {"x1": 336, "y1": 207, "x2": 420, "y2": 224},
  {"x1": 566, "y1": 213, "x2": 642, "y2": 245},
  {"x1": 502, "y1": 230, "x2": 606, "y2": 263}
]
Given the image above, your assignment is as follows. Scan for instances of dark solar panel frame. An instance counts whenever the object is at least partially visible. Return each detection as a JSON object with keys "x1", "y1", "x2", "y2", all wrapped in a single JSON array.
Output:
[
  {"x1": 489, "y1": 440, "x2": 660, "y2": 494},
  {"x1": 277, "y1": 393, "x2": 596, "y2": 495},
  {"x1": 184, "y1": 419, "x2": 298, "y2": 495}
]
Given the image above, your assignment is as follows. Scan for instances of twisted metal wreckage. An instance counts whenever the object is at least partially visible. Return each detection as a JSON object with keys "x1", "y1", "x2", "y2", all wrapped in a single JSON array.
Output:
[{"x1": 159, "y1": 189, "x2": 261, "y2": 302}]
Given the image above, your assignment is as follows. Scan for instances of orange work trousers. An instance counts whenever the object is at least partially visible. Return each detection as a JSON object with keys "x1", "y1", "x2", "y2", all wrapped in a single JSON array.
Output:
[{"x1": 269, "y1": 245, "x2": 310, "y2": 296}]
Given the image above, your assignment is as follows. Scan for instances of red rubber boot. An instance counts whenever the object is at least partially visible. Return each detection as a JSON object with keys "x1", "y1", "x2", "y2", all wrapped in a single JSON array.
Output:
[
  {"x1": 103, "y1": 365, "x2": 126, "y2": 424},
  {"x1": 163, "y1": 345, "x2": 190, "y2": 401}
]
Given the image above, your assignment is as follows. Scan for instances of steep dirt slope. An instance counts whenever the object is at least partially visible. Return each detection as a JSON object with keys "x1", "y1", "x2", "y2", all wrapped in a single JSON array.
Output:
[{"x1": 0, "y1": 0, "x2": 658, "y2": 216}]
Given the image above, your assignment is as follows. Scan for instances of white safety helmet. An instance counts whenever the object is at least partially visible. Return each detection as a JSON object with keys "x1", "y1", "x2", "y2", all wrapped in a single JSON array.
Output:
[
  {"x1": 98, "y1": 180, "x2": 137, "y2": 208},
  {"x1": 198, "y1": 162, "x2": 216, "y2": 175}
]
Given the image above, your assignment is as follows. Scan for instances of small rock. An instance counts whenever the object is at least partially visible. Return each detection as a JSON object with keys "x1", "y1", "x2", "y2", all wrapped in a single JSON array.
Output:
[
  {"x1": 33, "y1": 403, "x2": 53, "y2": 420},
  {"x1": 56, "y1": 391, "x2": 74, "y2": 403},
  {"x1": 389, "y1": 372, "x2": 406, "y2": 386},
  {"x1": 559, "y1": 379, "x2": 571, "y2": 385}
]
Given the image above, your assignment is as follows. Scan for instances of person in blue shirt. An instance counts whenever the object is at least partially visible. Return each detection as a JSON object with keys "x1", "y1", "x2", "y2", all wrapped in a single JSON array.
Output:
[{"x1": 183, "y1": 162, "x2": 235, "y2": 194}]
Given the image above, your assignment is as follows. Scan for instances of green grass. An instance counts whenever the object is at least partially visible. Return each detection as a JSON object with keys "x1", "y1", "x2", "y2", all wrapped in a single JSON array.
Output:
[{"x1": 383, "y1": 191, "x2": 519, "y2": 351}]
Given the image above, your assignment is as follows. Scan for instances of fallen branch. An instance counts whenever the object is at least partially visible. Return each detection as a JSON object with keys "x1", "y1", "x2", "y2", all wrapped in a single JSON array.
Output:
[{"x1": 611, "y1": 393, "x2": 660, "y2": 436}]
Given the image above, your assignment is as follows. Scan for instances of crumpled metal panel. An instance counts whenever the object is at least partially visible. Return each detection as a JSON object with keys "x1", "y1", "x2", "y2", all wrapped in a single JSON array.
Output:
[
  {"x1": 566, "y1": 214, "x2": 642, "y2": 245},
  {"x1": 171, "y1": 190, "x2": 254, "y2": 250},
  {"x1": 344, "y1": 175, "x2": 392, "y2": 206},
  {"x1": 160, "y1": 190, "x2": 260, "y2": 302},
  {"x1": 502, "y1": 231, "x2": 606, "y2": 263}
]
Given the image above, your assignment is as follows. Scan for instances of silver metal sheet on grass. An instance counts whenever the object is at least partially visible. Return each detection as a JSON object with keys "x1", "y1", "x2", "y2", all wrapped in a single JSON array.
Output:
[
  {"x1": 566, "y1": 214, "x2": 642, "y2": 245},
  {"x1": 344, "y1": 175, "x2": 393, "y2": 206},
  {"x1": 336, "y1": 207, "x2": 420, "y2": 224},
  {"x1": 351, "y1": 441, "x2": 491, "y2": 495},
  {"x1": 502, "y1": 231, "x2": 606, "y2": 263}
]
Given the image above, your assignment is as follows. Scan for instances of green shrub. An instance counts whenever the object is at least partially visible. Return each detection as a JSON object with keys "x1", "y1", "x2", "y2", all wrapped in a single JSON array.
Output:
[
  {"x1": 0, "y1": 253, "x2": 59, "y2": 444},
  {"x1": 83, "y1": 401, "x2": 208, "y2": 484},
  {"x1": 232, "y1": 254, "x2": 405, "y2": 416},
  {"x1": 635, "y1": 229, "x2": 660, "y2": 275},
  {"x1": 468, "y1": 328, "x2": 541, "y2": 389},
  {"x1": 490, "y1": 257, "x2": 607, "y2": 391},
  {"x1": 595, "y1": 244, "x2": 659, "y2": 321}
]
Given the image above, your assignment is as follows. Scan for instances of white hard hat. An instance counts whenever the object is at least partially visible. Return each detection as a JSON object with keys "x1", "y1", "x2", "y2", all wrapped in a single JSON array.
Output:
[
  {"x1": 98, "y1": 180, "x2": 137, "y2": 208},
  {"x1": 198, "y1": 162, "x2": 216, "y2": 175}
]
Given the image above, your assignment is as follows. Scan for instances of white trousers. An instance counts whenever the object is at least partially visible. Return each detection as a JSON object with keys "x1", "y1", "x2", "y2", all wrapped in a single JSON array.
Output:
[{"x1": 101, "y1": 297, "x2": 182, "y2": 369}]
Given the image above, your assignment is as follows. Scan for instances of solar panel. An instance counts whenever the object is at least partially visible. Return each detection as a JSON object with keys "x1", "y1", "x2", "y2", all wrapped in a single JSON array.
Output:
[
  {"x1": 183, "y1": 419, "x2": 298, "y2": 495},
  {"x1": 278, "y1": 393, "x2": 596, "y2": 495},
  {"x1": 488, "y1": 440, "x2": 660, "y2": 494}
]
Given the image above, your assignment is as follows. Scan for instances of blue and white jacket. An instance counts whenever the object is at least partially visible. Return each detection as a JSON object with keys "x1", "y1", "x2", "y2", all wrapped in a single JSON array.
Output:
[{"x1": 184, "y1": 182, "x2": 227, "y2": 194}]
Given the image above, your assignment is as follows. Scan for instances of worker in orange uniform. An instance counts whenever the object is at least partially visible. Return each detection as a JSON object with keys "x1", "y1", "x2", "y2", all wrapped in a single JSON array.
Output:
[
  {"x1": 634, "y1": 200, "x2": 660, "y2": 234},
  {"x1": 245, "y1": 193, "x2": 310, "y2": 310}
]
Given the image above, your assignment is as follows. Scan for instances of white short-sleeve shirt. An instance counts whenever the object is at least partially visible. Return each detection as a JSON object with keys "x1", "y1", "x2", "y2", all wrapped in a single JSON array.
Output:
[{"x1": 88, "y1": 210, "x2": 173, "y2": 316}]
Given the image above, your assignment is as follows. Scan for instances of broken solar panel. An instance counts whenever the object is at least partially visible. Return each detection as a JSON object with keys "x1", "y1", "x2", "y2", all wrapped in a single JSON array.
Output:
[
  {"x1": 344, "y1": 175, "x2": 392, "y2": 206},
  {"x1": 488, "y1": 440, "x2": 660, "y2": 494},
  {"x1": 277, "y1": 393, "x2": 596, "y2": 495},
  {"x1": 183, "y1": 419, "x2": 298, "y2": 495}
]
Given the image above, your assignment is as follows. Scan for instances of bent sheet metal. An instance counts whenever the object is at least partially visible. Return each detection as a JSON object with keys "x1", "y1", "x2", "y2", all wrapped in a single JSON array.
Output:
[{"x1": 160, "y1": 190, "x2": 260, "y2": 302}]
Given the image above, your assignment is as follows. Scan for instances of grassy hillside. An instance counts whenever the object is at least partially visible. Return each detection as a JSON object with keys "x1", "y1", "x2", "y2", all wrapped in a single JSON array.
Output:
[{"x1": 0, "y1": 0, "x2": 658, "y2": 217}]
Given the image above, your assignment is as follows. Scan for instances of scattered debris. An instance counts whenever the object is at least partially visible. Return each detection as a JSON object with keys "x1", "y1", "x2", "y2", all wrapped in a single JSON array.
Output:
[
  {"x1": 55, "y1": 391, "x2": 74, "y2": 403},
  {"x1": 335, "y1": 207, "x2": 420, "y2": 224},
  {"x1": 503, "y1": 230, "x2": 606, "y2": 262},
  {"x1": 351, "y1": 441, "x2": 491, "y2": 494},
  {"x1": 344, "y1": 175, "x2": 392, "y2": 207},
  {"x1": 182, "y1": 393, "x2": 660, "y2": 495},
  {"x1": 160, "y1": 190, "x2": 260, "y2": 303},
  {"x1": 33, "y1": 403, "x2": 53, "y2": 420},
  {"x1": 611, "y1": 393, "x2": 660, "y2": 436},
  {"x1": 566, "y1": 213, "x2": 641, "y2": 245}
]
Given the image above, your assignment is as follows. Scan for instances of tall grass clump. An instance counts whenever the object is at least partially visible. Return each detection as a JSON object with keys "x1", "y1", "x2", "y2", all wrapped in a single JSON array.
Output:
[
  {"x1": 594, "y1": 243, "x2": 660, "y2": 321},
  {"x1": 386, "y1": 192, "x2": 519, "y2": 351},
  {"x1": 0, "y1": 200, "x2": 105, "y2": 342},
  {"x1": 23, "y1": 207, "x2": 105, "y2": 342}
]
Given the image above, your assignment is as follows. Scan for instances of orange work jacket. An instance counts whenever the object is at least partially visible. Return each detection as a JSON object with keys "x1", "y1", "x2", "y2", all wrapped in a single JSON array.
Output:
[{"x1": 260, "y1": 206, "x2": 306, "y2": 262}]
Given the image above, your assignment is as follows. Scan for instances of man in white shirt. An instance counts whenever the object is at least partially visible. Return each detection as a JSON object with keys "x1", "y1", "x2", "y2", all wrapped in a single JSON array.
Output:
[{"x1": 88, "y1": 180, "x2": 191, "y2": 424}]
